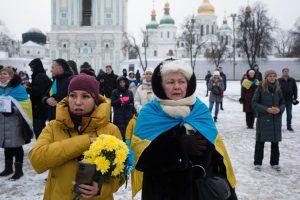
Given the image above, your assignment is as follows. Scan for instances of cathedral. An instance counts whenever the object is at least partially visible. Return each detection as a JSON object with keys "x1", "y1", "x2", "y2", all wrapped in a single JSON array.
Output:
[
  {"x1": 48, "y1": 0, "x2": 128, "y2": 73},
  {"x1": 145, "y1": 0, "x2": 232, "y2": 59}
]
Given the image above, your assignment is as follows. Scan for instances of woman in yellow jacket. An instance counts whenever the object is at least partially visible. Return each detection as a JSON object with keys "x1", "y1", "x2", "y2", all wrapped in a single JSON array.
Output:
[{"x1": 29, "y1": 74, "x2": 122, "y2": 200}]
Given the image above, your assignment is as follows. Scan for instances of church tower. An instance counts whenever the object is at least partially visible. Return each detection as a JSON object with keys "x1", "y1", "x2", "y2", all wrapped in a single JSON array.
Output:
[{"x1": 48, "y1": 0, "x2": 128, "y2": 73}]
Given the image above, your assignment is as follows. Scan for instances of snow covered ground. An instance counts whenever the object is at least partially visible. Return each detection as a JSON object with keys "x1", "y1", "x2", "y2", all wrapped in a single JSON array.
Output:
[{"x1": 0, "y1": 81, "x2": 299, "y2": 200}]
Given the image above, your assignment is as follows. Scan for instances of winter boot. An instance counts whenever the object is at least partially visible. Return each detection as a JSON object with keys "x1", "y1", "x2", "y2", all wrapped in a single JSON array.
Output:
[
  {"x1": 0, "y1": 159, "x2": 13, "y2": 176},
  {"x1": 214, "y1": 117, "x2": 217, "y2": 122},
  {"x1": 287, "y1": 127, "x2": 294, "y2": 132},
  {"x1": 10, "y1": 162, "x2": 23, "y2": 180}
]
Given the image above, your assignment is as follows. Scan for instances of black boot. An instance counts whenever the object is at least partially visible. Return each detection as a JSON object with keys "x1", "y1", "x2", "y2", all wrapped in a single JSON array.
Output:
[
  {"x1": 214, "y1": 116, "x2": 217, "y2": 122},
  {"x1": 10, "y1": 162, "x2": 23, "y2": 180},
  {"x1": 0, "y1": 159, "x2": 13, "y2": 176}
]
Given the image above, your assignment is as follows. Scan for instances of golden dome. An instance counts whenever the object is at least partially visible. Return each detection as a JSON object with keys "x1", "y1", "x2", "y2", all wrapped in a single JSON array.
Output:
[
  {"x1": 164, "y1": 1, "x2": 170, "y2": 13},
  {"x1": 198, "y1": 0, "x2": 215, "y2": 14},
  {"x1": 245, "y1": 5, "x2": 251, "y2": 14}
]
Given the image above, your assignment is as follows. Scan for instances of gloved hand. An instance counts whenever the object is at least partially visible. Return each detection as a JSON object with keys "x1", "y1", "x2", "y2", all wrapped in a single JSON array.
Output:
[
  {"x1": 239, "y1": 98, "x2": 244, "y2": 104},
  {"x1": 181, "y1": 134, "x2": 208, "y2": 156},
  {"x1": 120, "y1": 96, "x2": 130, "y2": 104},
  {"x1": 125, "y1": 149, "x2": 135, "y2": 175}
]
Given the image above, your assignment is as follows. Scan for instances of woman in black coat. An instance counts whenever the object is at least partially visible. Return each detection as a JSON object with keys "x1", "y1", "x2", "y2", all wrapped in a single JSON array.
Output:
[
  {"x1": 240, "y1": 69, "x2": 260, "y2": 129},
  {"x1": 27, "y1": 58, "x2": 52, "y2": 138},
  {"x1": 131, "y1": 59, "x2": 237, "y2": 200},
  {"x1": 111, "y1": 76, "x2": 134, "y2": 140}
]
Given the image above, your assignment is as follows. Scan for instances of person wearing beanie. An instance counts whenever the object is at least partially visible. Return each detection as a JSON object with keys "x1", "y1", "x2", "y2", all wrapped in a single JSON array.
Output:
[
  {"x1": 252, "y1": 70, "x2": 285, "y2": 172},
  {"x1": 239, "y1": 69, "x2": 260, "y2": 129},
  {"x1": 208, "y1": 71, "x2": 224, "y2": 122},
  {"x1": 29, "y1": 74, "x2": 124, "y2": 200},
  {"x1": 134, "y1": 67, "x2": 154, "y2": 113},
  {"x1": 129, "y1": 59, "x2": 237, "y2": 200},
  {"x1": 110, "y1": 76, "x2": 134, "y2": 140},
  {"x1": 42, "y1": 58, "x2": 73, "y2": 120},
  {"x1": 278, "y1": 68, "x2": 298, "y2": 131},
  {"x1": 27, "y1": 58, "x2": 52, "y2": 138}
]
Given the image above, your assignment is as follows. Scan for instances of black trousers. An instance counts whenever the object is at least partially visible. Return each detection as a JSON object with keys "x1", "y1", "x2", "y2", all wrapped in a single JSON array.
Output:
[
  {"x1": 246, "y1": 112, "x2": 255, "y2": 128},
  {"x1": 33, "y1": 117, "x2": 47, "y2": 138},
  {"x1": 4, "y1": 147, "x2": 24, "y2": 163},
  {"x1": 254, "y1": 141, "x2": 279, "y2": 166}
]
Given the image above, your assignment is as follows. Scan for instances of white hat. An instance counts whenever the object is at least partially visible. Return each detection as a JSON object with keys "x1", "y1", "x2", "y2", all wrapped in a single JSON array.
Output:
[
  {"x1": 160, "y1": 60, "x2": 193, "y2": 80},
  {"x1": 213, "y1": 71, "x2": 220, "y2": 76},
  {"x1": 145, "y1": 67, "x2": 154, "y2": 73}
]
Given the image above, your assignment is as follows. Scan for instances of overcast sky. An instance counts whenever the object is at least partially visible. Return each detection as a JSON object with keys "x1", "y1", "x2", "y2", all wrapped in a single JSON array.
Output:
[{"x1": 0, "y1": 0, "x2": 299, "y2": 40}]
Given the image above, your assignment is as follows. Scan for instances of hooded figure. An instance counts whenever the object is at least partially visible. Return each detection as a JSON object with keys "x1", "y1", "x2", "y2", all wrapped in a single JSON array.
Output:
[
  {"x1": 130, "y1": 59, "x2": 237, "y2": 200},
  {"x1": 110, "y1": 76, "x2": 134, "y2": 140},
  {"x1": 128, "y1": 71, "x2": 139, "y2": 96},
  {"x1": 27, "y1": 58, "x2": 52, "y2": 138}
]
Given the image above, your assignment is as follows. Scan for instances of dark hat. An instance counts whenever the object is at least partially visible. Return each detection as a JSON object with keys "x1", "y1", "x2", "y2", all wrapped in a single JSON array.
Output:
[
  {"x1": 264, "y1": 69, "x2": 277, "y2": 79},
  {"x1": 151, "y1": 59, "x2": 196, "y2": 99},
  {"x1": 54, "y1": 58, "x2": 70, "y2": 72},
  {"x1": 68, "y1": 74, "x2": 100, "y2": 104}
]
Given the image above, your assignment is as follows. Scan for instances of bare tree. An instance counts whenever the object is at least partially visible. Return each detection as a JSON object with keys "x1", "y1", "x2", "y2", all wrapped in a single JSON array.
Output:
[
  {"x1": 205, "y1": 40, "x2": 229, "y2": 68},
  {"x1": 237, "y1": 2, "x2": 276, "y2": 68},
  {"x1": 291, "y1": 17, "x2": 300, "y2": 57},
  {"x1": 181, "y1": 16, "x2": 206, "y2": 70},
  {"x1": 123, "y1": 32, "x2": 149, "y2": 72},
  {"x1": 273, "y1": 28, "x2": 294, "y2": 57}
]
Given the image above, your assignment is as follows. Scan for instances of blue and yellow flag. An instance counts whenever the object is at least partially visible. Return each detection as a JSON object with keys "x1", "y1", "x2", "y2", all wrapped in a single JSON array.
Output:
[{"x1": 130, "y1": 98, "x2": 236, "y2": 198}]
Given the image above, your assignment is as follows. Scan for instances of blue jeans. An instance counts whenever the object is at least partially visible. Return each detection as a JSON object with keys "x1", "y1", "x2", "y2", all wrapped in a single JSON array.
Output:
[
  {"x1": 209, "y1": 101, "x2": 220, "y2": 118},
  {"x1": 285, "y1": 101, "x2": 292, "y2": 128}
]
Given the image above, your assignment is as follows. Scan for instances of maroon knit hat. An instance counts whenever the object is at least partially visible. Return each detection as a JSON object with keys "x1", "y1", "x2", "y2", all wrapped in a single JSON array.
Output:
[
  {"x1": 264, "y1": 69, "x2": 277, "y2": 79},
  {"x1": 68, "y1": 73, "x2": 100, "y2": 104}
]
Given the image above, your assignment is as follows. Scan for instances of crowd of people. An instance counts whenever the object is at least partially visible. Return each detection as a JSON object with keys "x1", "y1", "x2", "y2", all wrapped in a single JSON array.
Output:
[{"x1": 0, "y1": 58, "x2": 298, "y2": 200}]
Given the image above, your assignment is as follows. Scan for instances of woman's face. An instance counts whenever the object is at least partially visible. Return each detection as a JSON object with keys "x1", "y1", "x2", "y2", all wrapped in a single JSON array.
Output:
[
  {"x1": 145, "y1": 71, "x2": 153, "y2": 82},
  {"x1": 0, "y1": 71, "x2": 12, "y2": 83},
  {"x1": 119, "y1": 80, "x2": 126, "y2": 88},
  {"x1": 248, "y1": 70, "x2": 255, "y2": 78},
  {"x1": 267, "y1": 74, "x2": 277, "y2": 84},
  {"x1": 68, "y1": 90, "x2": 96, "y2": 116},
  {"x1": 162, "y1": 71, "x2": 188, "y2": 100}
]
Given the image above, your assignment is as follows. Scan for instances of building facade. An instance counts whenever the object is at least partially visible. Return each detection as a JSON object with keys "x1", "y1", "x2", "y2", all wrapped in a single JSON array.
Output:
[{"x1": 48, "y1": 0, "x2": 128, "y2": 73}]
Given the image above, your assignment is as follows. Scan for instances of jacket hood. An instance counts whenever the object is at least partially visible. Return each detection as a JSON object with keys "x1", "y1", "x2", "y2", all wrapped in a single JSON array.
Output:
[
  {"x1": 55, "y1": 95, "x2": 111, "y2": 130},
  {"x1": 151, "y1": 60, "x2": 196, "y2": 99},
  {"x1": 8, "y1": 74, "x2": 22, "y2": 88},
  {"x1": 117, "y1": 76, "x2": 129, "y2": 90},
  {"x1": 29, "y1": 58, "x2": 45, "y2": 75}
]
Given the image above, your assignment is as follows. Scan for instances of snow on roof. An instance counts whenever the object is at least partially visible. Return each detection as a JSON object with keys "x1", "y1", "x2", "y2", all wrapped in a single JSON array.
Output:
[
  {"x1": 27, "y1": 28, "x2": 43, "y2": 34},
  {"x1": 22, "y1": 40, "x2": 43, "y2": 47}
]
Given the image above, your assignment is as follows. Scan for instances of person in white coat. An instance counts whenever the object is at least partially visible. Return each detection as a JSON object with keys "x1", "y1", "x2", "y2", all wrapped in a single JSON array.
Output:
[{"x1": 134, "y1": 68, "x2": 154, "y2": 113}]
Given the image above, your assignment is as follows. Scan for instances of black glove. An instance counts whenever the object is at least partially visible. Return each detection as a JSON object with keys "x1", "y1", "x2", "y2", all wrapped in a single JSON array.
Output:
[
  {"x1": 239, "y1": 98, "x2": 244, "y2": 104},
  {"x1": 181, "y1": 134, "x2": 208, "y2": 156}
]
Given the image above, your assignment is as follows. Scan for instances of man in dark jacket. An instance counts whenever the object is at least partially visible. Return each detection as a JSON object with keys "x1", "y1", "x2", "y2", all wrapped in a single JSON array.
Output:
[
  {"x1": 218, "y1": 67, "x2": 226, "y2": 110},
  {"x1": 253, "y1": 64, "x2": 263, "y2": 82},
  {"x1": 27, "y1": 58, "x2": 52, "y2": 138},
  {"x1": 103, "y1": 65, "x2": 118, "y2": 98},
  {"x1": 278, "y1": 68, "x2": 298, "y2": 131},
  {"x1": 204, "y1": 71, "x2": 212, "y2": 96},
  {"x1": 42, "y1": 58, "x2": 73, "y2": 121}
]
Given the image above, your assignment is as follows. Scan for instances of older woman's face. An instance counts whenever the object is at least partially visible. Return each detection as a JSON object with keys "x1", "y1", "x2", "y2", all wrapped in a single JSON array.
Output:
[
  {"x1": 68, "y1": 90, "x2": 96, "y2": 116},
  {"x1": 162, "y1": 71, "x2": 188, "y2": 100},
  {"x1": 266, "y1": 74, "x2": 277, "y2": 84},
  {"x1": 248, "y1": 70, "x2": 255, "y2": 78},
  {"x1": 0, "y1": 71, "x2": 12, "y2": 83}
]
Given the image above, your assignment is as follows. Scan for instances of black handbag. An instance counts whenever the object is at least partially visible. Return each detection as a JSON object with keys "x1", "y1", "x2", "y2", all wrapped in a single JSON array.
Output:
[{"x1": 192, "y1": 165, "x2": 231, "y2": 200}]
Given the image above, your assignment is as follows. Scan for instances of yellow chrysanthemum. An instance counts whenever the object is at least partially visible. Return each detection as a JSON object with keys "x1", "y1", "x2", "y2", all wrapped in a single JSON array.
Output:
[{"x1": 94, "y1": 156, "x2": 110, "y2": 174}]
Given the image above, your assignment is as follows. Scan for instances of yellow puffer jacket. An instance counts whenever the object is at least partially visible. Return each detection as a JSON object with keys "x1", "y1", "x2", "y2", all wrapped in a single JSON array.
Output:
[{"x1": 29, "y1": 96, "x2": 122, "y2": 200}]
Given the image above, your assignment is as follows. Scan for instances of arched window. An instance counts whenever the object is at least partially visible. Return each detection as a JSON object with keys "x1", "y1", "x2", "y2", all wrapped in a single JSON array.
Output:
[
  {"x1": 161, "y1": 32, "x2": 163, "y2": 38},
  {"x1": 211, "y1": 25, "x2": 214, "y2": 34},
  {"x1": 167, "y1": 32, "x2": 170, "y2": 38},
  {"x1": 206, "y1": 25, "x2": 209, "y2": 35},
  {"x1": 200, "y1": 25, "x2": 204, "y2": 36},
  {"x1": 81, "y1": 0, "x2": 92, "y2": 26},
  {"x1": 154, "y1": 50, "x2": 157, "y2": 57}
]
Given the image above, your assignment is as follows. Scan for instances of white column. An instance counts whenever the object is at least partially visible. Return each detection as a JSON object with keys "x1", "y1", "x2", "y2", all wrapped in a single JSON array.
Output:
[
  {"x1": 97, "y1": 0, "x2": 101, "y2": 25},
  {"x1": 56, "y1": 0, "x2": 60, "y2": 26}
]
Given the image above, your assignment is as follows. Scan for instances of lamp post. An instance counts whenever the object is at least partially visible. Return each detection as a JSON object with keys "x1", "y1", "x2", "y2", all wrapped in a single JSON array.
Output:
[
  {"x1": 190, "y1": 15, "x2": 196, "y2": 69},
  {"x1": 230, "y1": 13, "x2": 237, "y2": 80},
  {"x1": 142, "y1": 30, "x2": 149, "y2": 70}
]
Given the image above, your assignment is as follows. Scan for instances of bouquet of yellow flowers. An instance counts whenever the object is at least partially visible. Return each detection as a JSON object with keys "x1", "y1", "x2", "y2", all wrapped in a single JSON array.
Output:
[{"x1": 82, "y1": 134, "x2": 129, "y2": 181}]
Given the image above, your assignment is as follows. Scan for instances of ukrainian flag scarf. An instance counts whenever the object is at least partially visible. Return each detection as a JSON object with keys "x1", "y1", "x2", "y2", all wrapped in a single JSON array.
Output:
[
  {"x1": 131, "y1": 97, "x2": 236, "y2": 197},
  {"x1": 0, "y1": 84, "x2": 34, "y2": 133}
]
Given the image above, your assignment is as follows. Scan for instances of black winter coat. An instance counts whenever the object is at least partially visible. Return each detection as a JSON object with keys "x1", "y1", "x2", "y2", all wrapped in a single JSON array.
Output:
[
  {"x1": 111, "y1": 84, "x2": 134, "y2": 140},
  {"x1": 278, "y1": 77, "x2": 298, "y2": 102},
  {"x1": 103, "y1": 72, "x2": 118, "y2": 98},
  {"x1": 43, "y1": 71, "x2": 73, "y2": 120},
  {"x1": 136, "y1": 125, "x2": 237, "y2": 200},
  {"x1": 252, "y1": 86, "x2": 285, "y2": 142},
  {"x1": 26, "y1": 72, "x2": 51, "y2": 119},
  {"x1": 241, "y1": 79, "x2": 259, "y2": 113}
]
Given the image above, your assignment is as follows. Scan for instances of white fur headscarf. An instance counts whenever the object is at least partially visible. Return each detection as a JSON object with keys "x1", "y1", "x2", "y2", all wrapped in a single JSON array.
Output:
[{"x1": 160, "y1": 59, "x2": 193, "y2": 81}]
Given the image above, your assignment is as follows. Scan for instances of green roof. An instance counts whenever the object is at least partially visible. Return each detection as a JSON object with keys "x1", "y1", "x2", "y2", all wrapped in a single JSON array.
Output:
[
  {"x1": 146, "y1": 20, "x2": 159, "y2": 29},
  {"x1": 160, "y1": 14, "x2": 175, "y2": 25}
]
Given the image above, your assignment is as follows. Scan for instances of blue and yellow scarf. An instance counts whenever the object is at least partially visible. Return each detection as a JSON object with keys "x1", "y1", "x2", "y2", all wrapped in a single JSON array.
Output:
[{"x1": 131, "y1": 97, "x2": 237, "y2": 197}]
